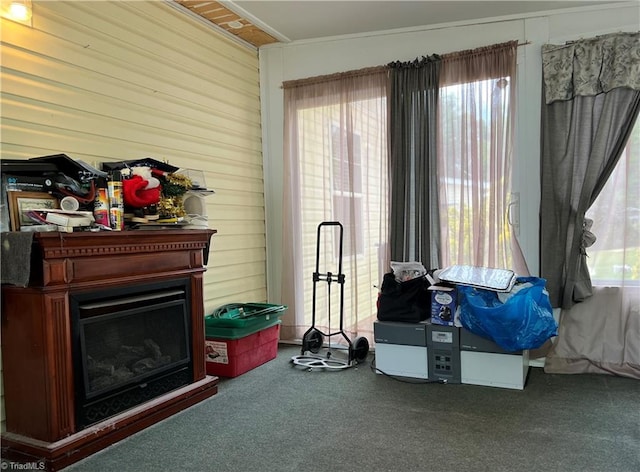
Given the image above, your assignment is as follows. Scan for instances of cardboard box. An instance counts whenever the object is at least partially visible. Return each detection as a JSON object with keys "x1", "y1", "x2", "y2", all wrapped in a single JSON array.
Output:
[
  {"x1": 205, "y1": 323, "x2": 280, "y2": 378},
  {"x1": 429, "y1": 285, "x2": 457, "y2": 326}
]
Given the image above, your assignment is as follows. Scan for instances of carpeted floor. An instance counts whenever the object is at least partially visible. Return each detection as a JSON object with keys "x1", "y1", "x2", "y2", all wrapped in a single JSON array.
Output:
[{"x1": 64, "y1": 344, "x2": 640, "y2": 472}]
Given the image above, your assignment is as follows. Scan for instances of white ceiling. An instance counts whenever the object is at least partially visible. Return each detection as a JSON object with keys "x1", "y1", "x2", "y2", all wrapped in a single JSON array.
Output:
[{"x1": 228, "y1": 1, "x2": 625, "y2": 43}]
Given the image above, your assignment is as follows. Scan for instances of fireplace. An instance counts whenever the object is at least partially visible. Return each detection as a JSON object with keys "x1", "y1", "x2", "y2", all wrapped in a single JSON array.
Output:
[
  {"x1": 1, "y1": 230, "x2": 218, "y2": 471},
  {"x1": 71, "y1": 278, "x2": 193, "y2": 429}
]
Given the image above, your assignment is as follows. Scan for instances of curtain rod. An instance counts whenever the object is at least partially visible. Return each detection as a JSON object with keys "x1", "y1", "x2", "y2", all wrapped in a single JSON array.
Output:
[
  {"x1": 542, "y1": 31, "x2": 638, "y2": 53},
  {"x1": 281, "y1": 65, "x2": 388, "y2": 89},
  {"x1": 281, "y1": 40, "x2": 531, "y2": 89}
]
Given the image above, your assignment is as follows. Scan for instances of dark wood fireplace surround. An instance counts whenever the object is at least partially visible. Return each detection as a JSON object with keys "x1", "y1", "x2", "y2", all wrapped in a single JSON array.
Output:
[{"x1": 1, "y1": 229, "x2": 219, "y2": 471}]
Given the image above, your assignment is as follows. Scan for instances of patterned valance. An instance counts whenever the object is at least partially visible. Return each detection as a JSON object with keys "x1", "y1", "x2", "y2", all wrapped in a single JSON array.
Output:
[{"x1": 542, "y1": 32, "x2": 640, "y2": 104}]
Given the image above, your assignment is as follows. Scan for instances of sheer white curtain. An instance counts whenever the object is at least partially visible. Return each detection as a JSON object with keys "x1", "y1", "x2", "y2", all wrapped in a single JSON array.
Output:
[
  {"x1": 437, "y1": 41, "x2": 528, "y2": 274},
  {"x1": 281, "y1": 68, "x2": 389, "y2": 344}
]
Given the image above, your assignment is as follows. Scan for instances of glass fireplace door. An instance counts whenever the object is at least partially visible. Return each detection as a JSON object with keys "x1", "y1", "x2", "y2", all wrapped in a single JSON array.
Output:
[{"x1": 71, "y1": 279, "x2": 192, "y2": 428}]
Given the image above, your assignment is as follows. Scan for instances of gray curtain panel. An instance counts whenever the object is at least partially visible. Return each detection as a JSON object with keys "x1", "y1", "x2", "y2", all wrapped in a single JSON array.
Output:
[
  {"x1": 540, "y1": 32, "x2": 640, "y2": 309},
  {"x1": 388, "y1": 56, "x2": 441, "y2": 268}
]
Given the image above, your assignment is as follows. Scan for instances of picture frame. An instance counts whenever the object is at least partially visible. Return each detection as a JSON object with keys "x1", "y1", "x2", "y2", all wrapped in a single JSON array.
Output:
[{"x1": 8, "y1": 191, "x2": 59, "y2": 231}]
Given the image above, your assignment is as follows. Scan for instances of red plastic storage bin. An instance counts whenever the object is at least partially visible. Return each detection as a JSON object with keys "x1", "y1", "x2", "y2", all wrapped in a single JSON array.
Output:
[{"x1": 205, "y1": 323, "x2": 280, "y2": 378}]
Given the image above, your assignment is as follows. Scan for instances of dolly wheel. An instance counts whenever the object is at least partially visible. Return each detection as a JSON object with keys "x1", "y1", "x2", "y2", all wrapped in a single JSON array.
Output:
[
  {"x1": 352, "y1": 336, "x2": 369, "y2": 363},
  {"x1": 303, "y1": 329, "x2": 324, "y2": 354}
]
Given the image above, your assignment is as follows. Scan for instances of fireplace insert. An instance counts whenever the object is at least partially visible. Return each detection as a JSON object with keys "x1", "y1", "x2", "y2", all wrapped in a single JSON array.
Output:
[{"x1": 70, "y1": 278, "x2": 193, "y2": 429}]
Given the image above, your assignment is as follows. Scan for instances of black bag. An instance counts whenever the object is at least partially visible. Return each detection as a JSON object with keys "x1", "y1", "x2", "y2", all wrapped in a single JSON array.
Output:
[{"x1": 377, "y1": 272, "x2": 431, "y2": 322}]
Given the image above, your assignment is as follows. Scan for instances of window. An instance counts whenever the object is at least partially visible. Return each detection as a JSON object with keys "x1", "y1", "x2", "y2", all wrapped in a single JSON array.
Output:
[
  {"x1": 331, "y1": 124, "x2": 364, "y2": 257},
  {"x1": 282, "y1": 69, "x2": 389, "y2": 343},
  {"x1": 438, "y1": 76, "x2": 519, "y2": 270},
  {"x1": 586, "y1": 120, "x2": 639, "y2": 284}
]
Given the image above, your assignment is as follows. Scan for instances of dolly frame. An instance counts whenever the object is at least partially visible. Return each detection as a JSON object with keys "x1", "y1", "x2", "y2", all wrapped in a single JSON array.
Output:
[{"x1": 291, "y1": 221, "x2": 369, "y2": 370}]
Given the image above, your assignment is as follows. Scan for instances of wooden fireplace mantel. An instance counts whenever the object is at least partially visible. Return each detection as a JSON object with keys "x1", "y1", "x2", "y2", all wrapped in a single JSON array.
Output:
[{"x1": 1, "y1": 229, "x2": 219, "y2": 471}]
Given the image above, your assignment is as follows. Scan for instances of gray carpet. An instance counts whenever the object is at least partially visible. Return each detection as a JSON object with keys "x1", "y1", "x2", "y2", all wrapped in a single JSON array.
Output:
[{"x1": 65, "y1": 344, "x2": 640, "y2": 472}]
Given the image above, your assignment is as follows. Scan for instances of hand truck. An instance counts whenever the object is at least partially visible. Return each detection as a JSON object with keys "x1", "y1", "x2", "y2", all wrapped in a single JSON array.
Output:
[{"x1": 291, "y1": 221, "x2": 369, "y2": 371}]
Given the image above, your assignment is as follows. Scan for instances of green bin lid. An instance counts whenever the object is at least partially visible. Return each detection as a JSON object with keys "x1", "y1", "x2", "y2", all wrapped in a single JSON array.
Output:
[{"x1": 205, "y1": 303, "x2": 287, "y2": 328}]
